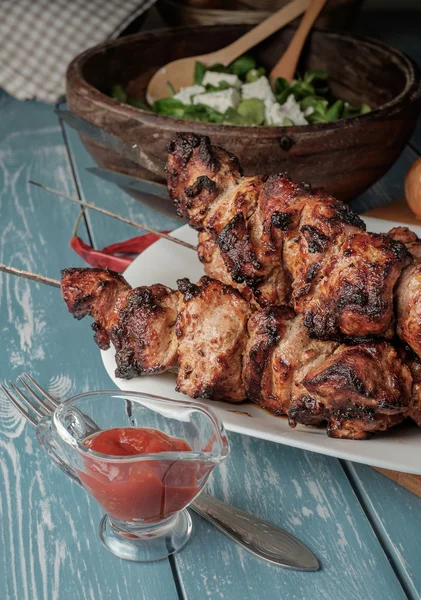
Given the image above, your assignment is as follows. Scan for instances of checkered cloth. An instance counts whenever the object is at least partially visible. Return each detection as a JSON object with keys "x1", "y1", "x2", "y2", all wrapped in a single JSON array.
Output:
[{"x1": 0, "y1": 0, "x2": 156, "y2": 104}]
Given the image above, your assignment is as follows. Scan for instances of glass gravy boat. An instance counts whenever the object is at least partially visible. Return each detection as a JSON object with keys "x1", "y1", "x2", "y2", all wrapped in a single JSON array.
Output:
[{"x1": 36, "y1": 391, "x2": 229, "y2": 562}]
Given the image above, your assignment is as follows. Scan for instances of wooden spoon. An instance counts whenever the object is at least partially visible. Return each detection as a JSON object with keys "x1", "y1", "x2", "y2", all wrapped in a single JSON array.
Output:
[
  {"x1": 269, "y1": 0, "x2": 328, "y2": 85},
  {"x1": 147, "y1": 0, "x2": 310, "y2": 103}
]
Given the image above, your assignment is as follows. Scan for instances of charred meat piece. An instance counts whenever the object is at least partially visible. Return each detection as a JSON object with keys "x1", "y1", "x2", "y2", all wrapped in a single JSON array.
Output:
[
  {"x1": 389, "y1": 226, "x2": 421, "y2": 359},
  {"x1": 112, "y1": 284, "x2": 179, "y2": 379},
  {"x1": 61, "y1": 267, "x2": 130, "y2": 350},
  {"x1": 167, "y1": 133, "x2": 290, "y2": 306},
  {"x1": 396, "y1": 263, "x2": 421, "y2": 360},
  {"x1": 61, "y1": 267, "x2": 418, "y2": 439},
  {"x1": 176, "y1": 276, "x2": 251, "y2": 402},
  {"x1": 62, "y1": 268, "x2": 179, "y2": 378},
  {"x1": 167, "y1": 132, "x2": 243, "y2": 229},
  {"x1": 404, "y1": 351, "x2": 421, "y2": 426},
  {"x1": 388, "y1": 226, "x2": 421, "y2": 261},
  {"x1": 263, "y1": 179, "x2": 409, "y2": 339},
  {"x1": 246, "y1": 306, "x2": 411, "y2": 438},
  {"x1": 167, "y1": 134, "x2": 410, "y2": 340},
  {"x1": 244, "y1": 308, "x2": 336, "y2": 416},
  {"x1": 291, "y1": 341, "x2": 412, "y2": 439},
  {"x1": 243, "y1": 305, "x2": 294, "y2": 408},
  {"x1": 197, "y1": 231, "x2": 254, "y2": 302},
  {"x1": 302, "y1": 232, "x2": 410, "y2": 340}
]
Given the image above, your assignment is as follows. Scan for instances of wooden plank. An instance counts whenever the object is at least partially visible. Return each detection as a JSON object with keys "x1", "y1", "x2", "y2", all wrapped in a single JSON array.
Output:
[
  {"x1": 175, "y1": 434, "x2": 407, "y2": 600},
  {"x1": 64, "y1": 113, "x2": 412, "y2": 600},
  {"x1": 0, "y1": 90, "x2": 178, "y2": 600},
  {"x1": 345, "y1": 61, "x2": 421, "y2": 595},
  {"x1": 61, "y1": 125, "x2": 179, "y2": 251},
  {"x1": 372, "y1": 467, "x2": 421, "y2": 499},
  {"x1": 346, "y1": 464, "x2": 421, "y2": 600},
  {"x1": 64, "y1": 105, "x2": 410, "y2": 599},
  {"x1": 363, "y1": 197, "x2": 421, "y2": 226}
]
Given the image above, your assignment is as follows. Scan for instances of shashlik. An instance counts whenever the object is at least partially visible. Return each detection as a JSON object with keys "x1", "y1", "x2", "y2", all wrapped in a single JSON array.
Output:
[
  {"x1": 167, "y1": 133, "x2": 413, "y2": 345},
  {"x1": 59, "y1": 136, "x2": 421, "y2": 441},
  {"x1": 61, "y1": 267, "x2": 414, "y2": 440}
]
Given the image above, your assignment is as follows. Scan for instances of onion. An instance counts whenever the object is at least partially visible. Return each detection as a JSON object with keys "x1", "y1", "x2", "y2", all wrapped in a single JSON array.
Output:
[{"x1": 405, "y1": 157, "x2": 421, "y2": 217}]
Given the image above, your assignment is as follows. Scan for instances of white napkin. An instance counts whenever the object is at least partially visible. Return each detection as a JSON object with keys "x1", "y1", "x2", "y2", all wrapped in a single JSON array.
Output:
[{"x1": 0, "y1": 0, "x2": 156, "y2": 104}]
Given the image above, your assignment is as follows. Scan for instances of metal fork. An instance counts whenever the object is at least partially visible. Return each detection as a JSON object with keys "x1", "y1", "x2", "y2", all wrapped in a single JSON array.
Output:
[{"x1": 1, "y1": 373, "x2": 319, "y2": 570}]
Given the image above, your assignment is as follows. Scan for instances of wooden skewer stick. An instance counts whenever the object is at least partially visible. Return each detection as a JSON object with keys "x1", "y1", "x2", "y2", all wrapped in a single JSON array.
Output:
[
  {"x1": 29, "y1": 181, "x2": 197, "y2": 252},
  {"x1": 0, "y1": 264, "x2": 60, "y2": 288}
]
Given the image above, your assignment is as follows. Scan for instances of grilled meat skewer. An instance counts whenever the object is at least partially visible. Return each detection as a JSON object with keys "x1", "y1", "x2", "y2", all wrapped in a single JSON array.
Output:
[
  {"x1": 167, "y1": 133, "x2": 411, "y2": 343},
  {"x1": 61, "y1": 267, "x2": 413, "y2": 440},
  {"x1": 388, "y1": 227, "x2": 421, "y2": 362}
]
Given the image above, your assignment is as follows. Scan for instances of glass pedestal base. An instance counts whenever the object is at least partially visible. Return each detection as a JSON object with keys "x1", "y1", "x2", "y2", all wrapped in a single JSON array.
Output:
[{"x1": 99, "y1": 510, "x2": 192, "y2": 562}]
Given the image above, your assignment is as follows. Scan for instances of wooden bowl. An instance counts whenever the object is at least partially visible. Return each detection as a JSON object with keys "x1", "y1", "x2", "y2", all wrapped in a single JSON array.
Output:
[
  {"x1": 157, "y1": 0, "x2": 365, "y2": 31},
  {"x1": 67, "y1": 24, "x2": 421, "y2": 202}
]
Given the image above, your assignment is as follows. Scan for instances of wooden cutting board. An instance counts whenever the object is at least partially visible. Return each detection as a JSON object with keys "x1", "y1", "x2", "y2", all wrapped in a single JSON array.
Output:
[
  {"x1": 363, "y1": 196, "x2": 421, "y2": 497},
  {"x1": 372, "y1": 468, "x2": 421, "y2": 498},
  {"x1": 363, "y1": 196, "x2": 421, "y2": 227}
]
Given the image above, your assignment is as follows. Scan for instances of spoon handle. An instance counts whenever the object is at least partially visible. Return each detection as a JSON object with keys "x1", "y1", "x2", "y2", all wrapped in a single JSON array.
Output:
[
  {"x1": 269, "y1": 0, "x2": 328, "y2": 83},
  {"x1": 191, "y1": 493, "x2": 319, "y2": 571},
  {"x1": 215, "y1": 0, "x2": 310, "y2": 66}
]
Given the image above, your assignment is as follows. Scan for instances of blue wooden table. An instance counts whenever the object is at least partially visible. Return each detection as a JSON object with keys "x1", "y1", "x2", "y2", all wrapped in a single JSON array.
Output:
[{"x1": 1, "y1": 10, "x2": 421, "y2": 600}]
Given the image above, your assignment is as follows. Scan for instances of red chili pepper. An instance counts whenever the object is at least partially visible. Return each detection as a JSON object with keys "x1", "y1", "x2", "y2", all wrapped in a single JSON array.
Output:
[
  {"x1": 70, "y1": 232, "x2": 170, "y2": 273},
  {"x1": 102, "y1": 232, "x2": 169, "y2": 256},
  {"x1": 70, "y1": 237, "x2": 132, "y2": 271}
]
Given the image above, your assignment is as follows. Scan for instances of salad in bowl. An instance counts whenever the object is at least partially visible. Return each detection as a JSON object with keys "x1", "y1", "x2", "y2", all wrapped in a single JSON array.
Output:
[{"x1": 112, "y1": 54, "x2": 370, "y2": 127}]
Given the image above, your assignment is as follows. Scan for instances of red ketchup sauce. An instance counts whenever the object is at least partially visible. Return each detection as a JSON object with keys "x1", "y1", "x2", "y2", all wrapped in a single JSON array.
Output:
[{"x1": 78, "y1": 428, "x2": 202, "y2": 523}]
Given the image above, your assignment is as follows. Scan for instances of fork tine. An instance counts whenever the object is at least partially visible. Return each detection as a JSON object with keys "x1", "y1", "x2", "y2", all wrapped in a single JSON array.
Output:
[
  {"x1": 1, "y1": 384, "x2": 38, "y2": 426},
  {"x1": 18, "y1": 376, "x2": 55, "y2": 414},
  {"x1": 9, "y1": 381, "x2": 48, "y2": 419},
  {"x1": 21, "y1": 373, "x2": 59, "y2": 408}
]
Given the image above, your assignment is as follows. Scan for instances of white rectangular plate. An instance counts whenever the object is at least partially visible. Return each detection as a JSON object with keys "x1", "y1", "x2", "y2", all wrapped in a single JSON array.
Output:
[{"x1": 101, "y1": 217, "x2": 421, "y2": 474}]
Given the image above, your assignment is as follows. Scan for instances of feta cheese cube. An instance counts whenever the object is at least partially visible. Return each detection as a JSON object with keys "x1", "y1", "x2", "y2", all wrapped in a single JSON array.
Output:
[
  {"x1": 193, "y1": 88, "x2": 240, "y2": 114},
  {"x1": 266, "y1": 94, "x2": 308, "y2": 126},
  {"x1": 241, "y1": 76, "x2": 276, "y2": 106},
  {"x1": 202, "y1": 71, "x2": 242, "y2": 89},
  {"x1": 173, "y1": 85, "x2": 205, "y2": 105}
]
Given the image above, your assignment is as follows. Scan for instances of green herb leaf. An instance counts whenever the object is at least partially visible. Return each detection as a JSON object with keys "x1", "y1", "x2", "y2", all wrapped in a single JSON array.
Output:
[
  {"x1": 184, "y1": 104, "x2": 224, "y2": 123},
  {"x1": 325, "y1": 100, "x2": 344, "y2": 122},
  {"x1": 304, "y1": 70, "x2": 328, "y2": 84},
  {"x1": 360, "y1": 103, "x2": 371, "y2": 114},
  {"x1": 274, "y1": 77, "x2": 289, "y2": 95},
  {"x1": 236, "y1": 98, "x2": 265, "y2": 125},
  {"x1": 342, "y1": 103, "x2": 360, "y2": 119},
  {"x1": 228, "y1": 55, "x2": 256, "y2": 79},
  {"x1": 204, "y1": 81, "x2": 231, "y2": 93},
  {"x1": 127, "y1": 97, "x2": 150, "y2": 110},
  {"x1": 300, "y1": 97, "x2": 329, "y2": 121},
  {"x1": 194, "y1": 61, "x2": 207, "y2": 85},
  {"x1": 282, "y1": 117, "x2": 295, "y2": 126},
  {"x1": 111, "y1": 84, "x2": 127, "y2": 103},
  {"x1": 167, "y1": 81, "x2": 176, "y2": 96},
  {"x1": 306, "y1": 113, "x2": 328, "y2": 123},
  {"x1": 152, "y1": 97, "x2": 186, "y2": 117},
  {"x1": 276, "y1": 88, "x2": 291, "y2": 105},
  {"x1": 291, "y1": 81, "x2": 316, "y2": 100},
  {"x1": 207, "y1": 63, "x2": 230, "y2": 73}
]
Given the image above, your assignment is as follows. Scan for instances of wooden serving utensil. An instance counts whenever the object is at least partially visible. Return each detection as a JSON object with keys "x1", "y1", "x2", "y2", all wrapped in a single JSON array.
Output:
[
  {"x1": 146, "y1": 0, "x2": 310, "y2": 102},
  {"x1": 269, "y1": 0, "x2": 328, "y2": 85}
]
